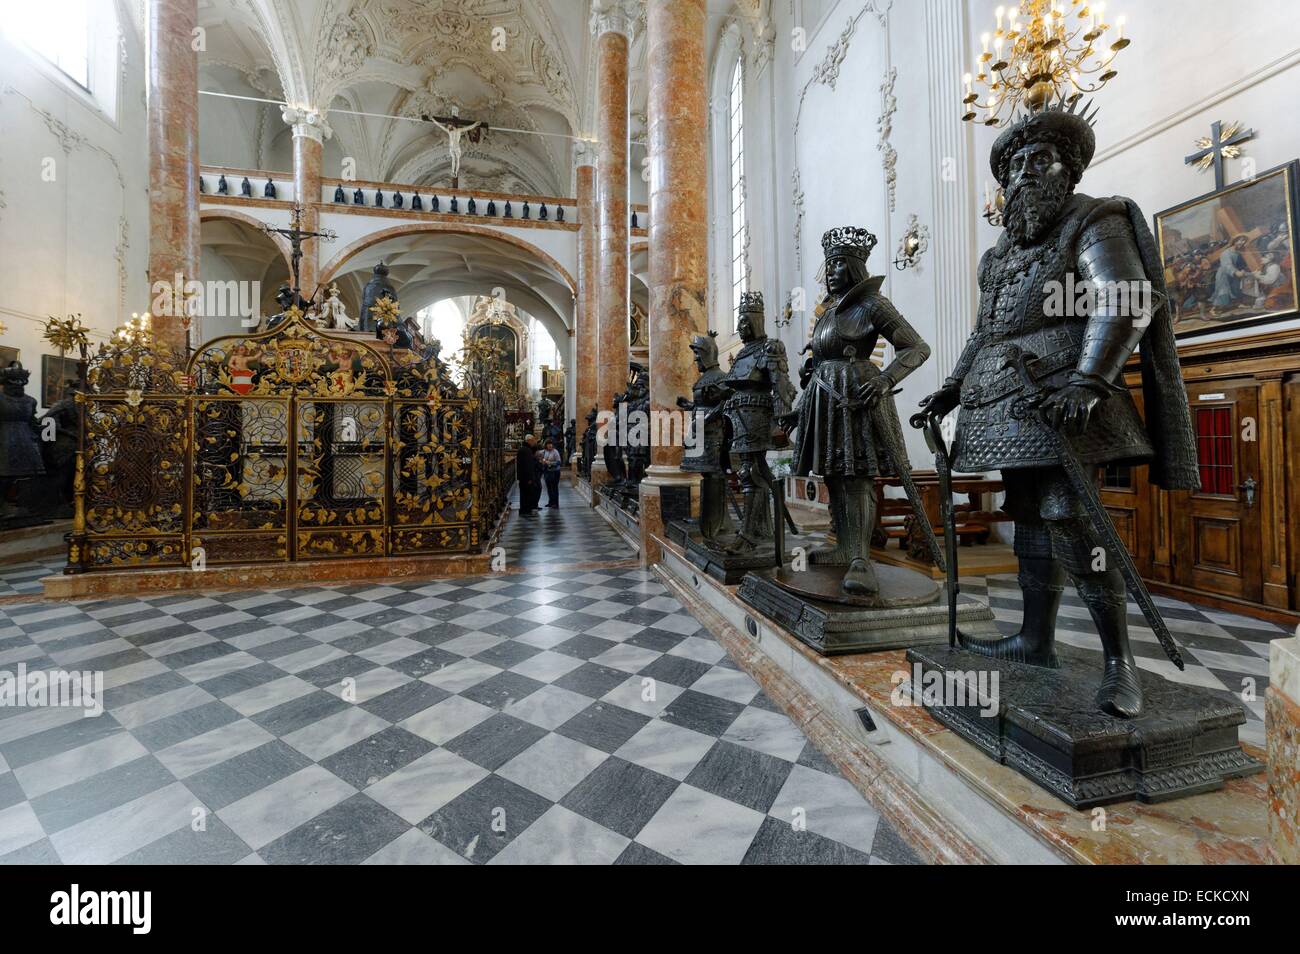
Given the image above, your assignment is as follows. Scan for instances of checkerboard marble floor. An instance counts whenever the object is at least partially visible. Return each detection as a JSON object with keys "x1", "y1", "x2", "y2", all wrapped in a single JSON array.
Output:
[{"x1": 0, "y1": 484, "x2": 919, "y2": 865}]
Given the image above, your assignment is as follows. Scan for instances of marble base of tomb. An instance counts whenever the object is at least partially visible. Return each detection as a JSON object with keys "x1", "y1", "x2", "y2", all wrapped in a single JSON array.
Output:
[
  {"x1": 653, "y1": 534, "x2": 1273, "y2": 864},
  {"x1": 594, "y1": 493, "x2": 641, "y2": 552},
  {"x1": 738, "y1": 564, "x2": 997, "y2": 656},
  {"x1": 42, "y1": 550, "x2": 494, "y2": 599},
  {"x1": 1267, "y1": 635, "x2": 1300, "y2": 863},
  {"x1": 906, "y1": 644, "x2": 1263, "y2": 809},
  {"x1": 0, "y1": 520, "x2": 71, "y2": 566}
]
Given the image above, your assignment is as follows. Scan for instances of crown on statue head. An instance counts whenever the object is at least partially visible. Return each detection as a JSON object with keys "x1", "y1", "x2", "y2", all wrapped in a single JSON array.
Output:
[
  {"x1": 821, "y1": 226, "x2": 877, "y2": 262},
  {"x1": 738, "y1": 291, "x2": 765, "y2": 314}
]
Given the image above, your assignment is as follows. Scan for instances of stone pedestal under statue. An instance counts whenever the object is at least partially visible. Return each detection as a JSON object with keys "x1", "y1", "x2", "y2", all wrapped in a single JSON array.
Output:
[
  {"x1": 668, "y1": 519, "x2": 789, "y2": 586},
  {"x1": 906, "y1": 644, "x2": 1263, "y2": 809},
  {"x1": 738, "y1": 563, "x2": 998, "y2": 655}
]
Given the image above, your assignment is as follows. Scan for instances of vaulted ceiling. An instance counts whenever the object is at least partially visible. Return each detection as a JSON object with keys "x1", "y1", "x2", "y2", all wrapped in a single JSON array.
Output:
[
  {"x1": 195, "y1": 0, "x2": 760, "y2": 196},
  {"x1": 198, "y1": 0, "x2": 591, "y2": 195}
]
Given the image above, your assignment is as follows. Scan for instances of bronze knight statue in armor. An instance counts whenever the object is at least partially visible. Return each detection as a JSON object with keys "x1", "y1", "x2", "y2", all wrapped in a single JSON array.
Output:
[
  {"x1": 721, "y1": 292, "x2": 795, "y2": 553},
  {"x1": 919, "y1": 101, "x2": 1198, "y2": 718},
  {"x1": 360, "y1": 262, "x2": 397, "y2": 334},
  {"x1": 782, "y1": 227, "x2": 933, "y2": 596},
  {"x1": 677, "y1": 331, "x2": 730, "y2": 543}
]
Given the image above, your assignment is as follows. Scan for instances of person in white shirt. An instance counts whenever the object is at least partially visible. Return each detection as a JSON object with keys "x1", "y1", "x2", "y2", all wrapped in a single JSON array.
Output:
[{"x1": 539, "y1": 439, "x2": 562, "y2": 508}]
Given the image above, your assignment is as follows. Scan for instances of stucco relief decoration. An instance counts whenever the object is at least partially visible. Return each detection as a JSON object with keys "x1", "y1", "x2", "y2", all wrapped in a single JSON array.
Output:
[
  {"x1": 316, "y1": 7, "x2": 372, "y2": 103},
  {"x1": 789, "y1": 0, "x2": 892, "y2": 274},
  {"x1": 792, "y1": 168, "x2": 806, "y2": 271},
  {"x1": 878, "y1": 66, "x2": 898, "y2": 212},
  {"x1": 2, "y1": 86, "x2": 129, "y2": 314},
  {"x1": 812, "y1": 17, "x2": 856, "y2": 90}
]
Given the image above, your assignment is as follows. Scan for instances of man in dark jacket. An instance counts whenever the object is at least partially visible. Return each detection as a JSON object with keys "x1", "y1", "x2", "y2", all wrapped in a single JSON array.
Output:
[{"x1": 516, "y1": 434, "x2": 541, "y2": 515}]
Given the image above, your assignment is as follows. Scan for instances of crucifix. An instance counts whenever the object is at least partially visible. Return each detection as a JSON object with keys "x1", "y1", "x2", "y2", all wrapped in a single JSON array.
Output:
[
  {"x1": 261, "y1": 205, "x2": 337, "y2": 301},
  {"x1": 420, "y1": 106, "x2": 489, "y2": 188},
  {"x1": 1184, "y1": 120, "x2": 1256, "y2": 191}
]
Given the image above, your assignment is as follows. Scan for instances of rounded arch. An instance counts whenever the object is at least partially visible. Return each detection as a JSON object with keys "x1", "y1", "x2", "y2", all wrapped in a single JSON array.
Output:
[
  {"x1": 319, "y1": 222, "x2": 577, "y2": 294},
  {"x1": 200, "y1": 208, "x2": 294, "y2": 272}
]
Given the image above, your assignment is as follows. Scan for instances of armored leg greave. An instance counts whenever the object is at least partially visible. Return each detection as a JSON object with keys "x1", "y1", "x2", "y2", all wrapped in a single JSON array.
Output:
[
  {"x1": 1050, "y1": 520, "x2": 1144, "y2": 718},
  {"x1": 726, "y1": 452, "x2": 774, "y2": 553},
  {"x1": 961, "y1": 524, "x2": 1063, "y2": 667},
  {"x1": 810, "y1": 477, "x2": 851, "y2": 565},
  {"x1": 840, "y1": 478, "x2": 880, "y2": 596},
  {"x1": 699, "y1": 473, "x2": 726, "y2": 542}
]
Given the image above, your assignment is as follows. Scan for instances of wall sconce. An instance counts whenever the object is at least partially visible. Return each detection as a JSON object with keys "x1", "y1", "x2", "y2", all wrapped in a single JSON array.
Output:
[
  {"x1": 893, "y1": 214, "x2": 930, "y2": 270},
  {"x1": 982, "y1": 181, "x2": 1005, "y2": 227}
]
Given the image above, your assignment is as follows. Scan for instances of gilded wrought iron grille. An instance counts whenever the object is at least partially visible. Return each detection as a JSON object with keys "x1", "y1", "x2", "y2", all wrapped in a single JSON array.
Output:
[{"x1": 65, "y1": 315, "x2": 508, "y2": 573}]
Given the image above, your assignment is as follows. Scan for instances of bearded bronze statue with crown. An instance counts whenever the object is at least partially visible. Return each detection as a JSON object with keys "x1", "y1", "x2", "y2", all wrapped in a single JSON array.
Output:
[{"x1": 916, "y1": 99, "x2": 1200, "y2": 721}]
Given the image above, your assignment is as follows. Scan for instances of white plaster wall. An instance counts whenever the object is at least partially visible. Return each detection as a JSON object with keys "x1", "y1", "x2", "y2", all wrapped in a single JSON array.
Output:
[
  {"x1": 719, "y1": 0, "x2": 1300, "y2": 469},
  {"x1": 0, "y1": 4, "x2": 149, "y2": 409}
]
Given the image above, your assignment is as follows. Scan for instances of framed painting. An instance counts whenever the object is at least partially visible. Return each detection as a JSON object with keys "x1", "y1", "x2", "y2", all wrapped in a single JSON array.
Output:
[
  {"x1": 0, "y1": 346, "x2": 18, "y2": 369},
  {"x1": 41, "y1": 354, "x2": 82, "y2": 407},
  {"x1": 1154, "y1": 160, "x2": 1298, "y2": 338}
]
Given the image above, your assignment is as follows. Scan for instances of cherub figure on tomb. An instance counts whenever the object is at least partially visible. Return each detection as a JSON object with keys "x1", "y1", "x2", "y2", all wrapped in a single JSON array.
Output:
[{"x1": 226, "y1": 344, "x2": 263, "y2": 395}]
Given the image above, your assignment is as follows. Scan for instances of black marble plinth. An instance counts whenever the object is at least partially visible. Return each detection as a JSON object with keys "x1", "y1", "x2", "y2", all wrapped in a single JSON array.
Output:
[
  {"x1": 738, "y1": 565, "x2": 997, "y2": 656},
  {"x1": 904, "y1": 644, "x2": 1264, "y2": 808}
]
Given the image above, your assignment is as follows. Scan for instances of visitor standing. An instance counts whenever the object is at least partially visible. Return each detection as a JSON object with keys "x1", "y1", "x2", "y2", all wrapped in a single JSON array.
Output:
[
  {"x1": 540, "y1": 439, "x2": 562, "y2": 509},
  {"x1": 516, "y1": 434, "x2": 541, "y2": 515}
]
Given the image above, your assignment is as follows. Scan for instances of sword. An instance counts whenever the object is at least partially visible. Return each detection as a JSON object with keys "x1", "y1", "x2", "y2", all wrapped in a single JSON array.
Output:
[
  {"x1": 909, "y1": 407, "x2": 964, "y2": 647},
  {"x1": 872, "y1": 399, "x2": 945, "y2": 571},
  {"x1": 1004, "y1": 346, "x2": 1185, "y2": 670}
]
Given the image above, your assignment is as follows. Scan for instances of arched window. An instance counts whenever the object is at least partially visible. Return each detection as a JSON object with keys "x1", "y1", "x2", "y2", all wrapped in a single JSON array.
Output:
[
  {"x1": 727, "y1": 55, "x2": 748, "y2": 326},
  {"x1": 2, "y1": 0, "x2": 92, "y2": 90}
]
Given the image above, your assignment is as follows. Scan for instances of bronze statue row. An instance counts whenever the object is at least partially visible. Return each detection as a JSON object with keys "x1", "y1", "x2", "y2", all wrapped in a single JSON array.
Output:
[
  {"x1": 0, "y1": 363, "x2": 80, "y2": 529},
  {"x1": 680, "y1": 102, "x2": 1197, "y2": 723}
]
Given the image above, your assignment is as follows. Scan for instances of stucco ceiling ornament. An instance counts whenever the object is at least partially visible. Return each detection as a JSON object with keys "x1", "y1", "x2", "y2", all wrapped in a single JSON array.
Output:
[{"x1": 315, "y1": 7, "x2": 373, "y2": 103}]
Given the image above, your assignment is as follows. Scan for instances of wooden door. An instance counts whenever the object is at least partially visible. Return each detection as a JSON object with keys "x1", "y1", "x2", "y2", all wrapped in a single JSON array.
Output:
[{"x1": 1172, "y1": 379, "x2": 1263, "y2": 602}]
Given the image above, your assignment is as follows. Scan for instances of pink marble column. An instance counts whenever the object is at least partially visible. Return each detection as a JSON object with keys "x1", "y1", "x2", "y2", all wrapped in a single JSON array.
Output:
[
  {"x1": 574, "y1": 149, "x2": 599, "y2": 483},
  {"x1": 289, "y1": 118, "x2": 324, "y2": 298},
  {"x1": 638, "y1": 0, "x2": 709, "y2": 563},
  {"x1": 590, "y1": 2, "x2": 633, "y2": 497},
  {"x1": 147, "y1": 0, "x2": 201, "y2": 350}
]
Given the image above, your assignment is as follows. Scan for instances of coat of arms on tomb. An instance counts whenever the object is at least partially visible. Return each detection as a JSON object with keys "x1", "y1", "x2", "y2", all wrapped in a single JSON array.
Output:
[{"x1": 268, "y1": 337, "x2": 320, "y2": 386}]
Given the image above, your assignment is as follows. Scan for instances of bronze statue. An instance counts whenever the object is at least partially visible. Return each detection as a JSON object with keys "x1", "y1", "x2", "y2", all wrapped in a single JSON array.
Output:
[
  {"x1": 677, "y1": 330, "x2": 730, "y2": 543},
  {"x1": 918, "y1": 101, "x2": 1198, "y2": 718},
  {"x1": 782, "y1": 227, "x2": 933, "y2": 596},
  {"x1": 0, "y1": 363, "x2": 46, "y2": 523},
  {"x1": 579, "y1": 405, "x2": 598, "y2": 481},
  {"x1": 720, "y1": 292, "x2": 795, "y2": 553},
  {"x1": 624, "y1": 362, "x2": 650, "y2": 487},
  {"x1": 360, "y1": 262, "x2": 397, "y2": 333}
]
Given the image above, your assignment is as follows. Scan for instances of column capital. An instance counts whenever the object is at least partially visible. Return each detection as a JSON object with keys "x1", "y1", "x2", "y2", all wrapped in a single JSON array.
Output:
[
  {"x1": 281, "y1": 105, "x2": 332, "y2": 142},
  {"x1": 573, "y1": 139, "x2": 599, "y2": 168},
  {"x1": 590, "y1": 0, "x2": 639, "y2": 40}
]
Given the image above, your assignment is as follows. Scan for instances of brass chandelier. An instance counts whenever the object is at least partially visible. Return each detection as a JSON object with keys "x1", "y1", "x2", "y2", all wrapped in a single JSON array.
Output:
[{"x1": 963, "y1": 0, "x2": 1130, "y2": 126}]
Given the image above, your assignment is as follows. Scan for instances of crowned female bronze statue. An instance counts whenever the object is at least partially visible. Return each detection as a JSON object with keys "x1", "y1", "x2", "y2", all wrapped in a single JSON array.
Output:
[{"x1": 781, "y1": 227, "x2": 932, "y2": 597}]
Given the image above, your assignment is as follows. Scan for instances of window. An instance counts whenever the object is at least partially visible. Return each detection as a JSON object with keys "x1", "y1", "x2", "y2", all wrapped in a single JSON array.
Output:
[
  {"x1": 2, "y1": 0, "x2": 92, "y2": 90},
  {"x1": 728, "y1": 56, "x2": 747, "y2": 326},
  {"x1": 1102, "y1": 463, "x2": 1133, "y2": 490},
  {"x1": 1194, "y1": 406, "x2": 1235, "y2": 495}
]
